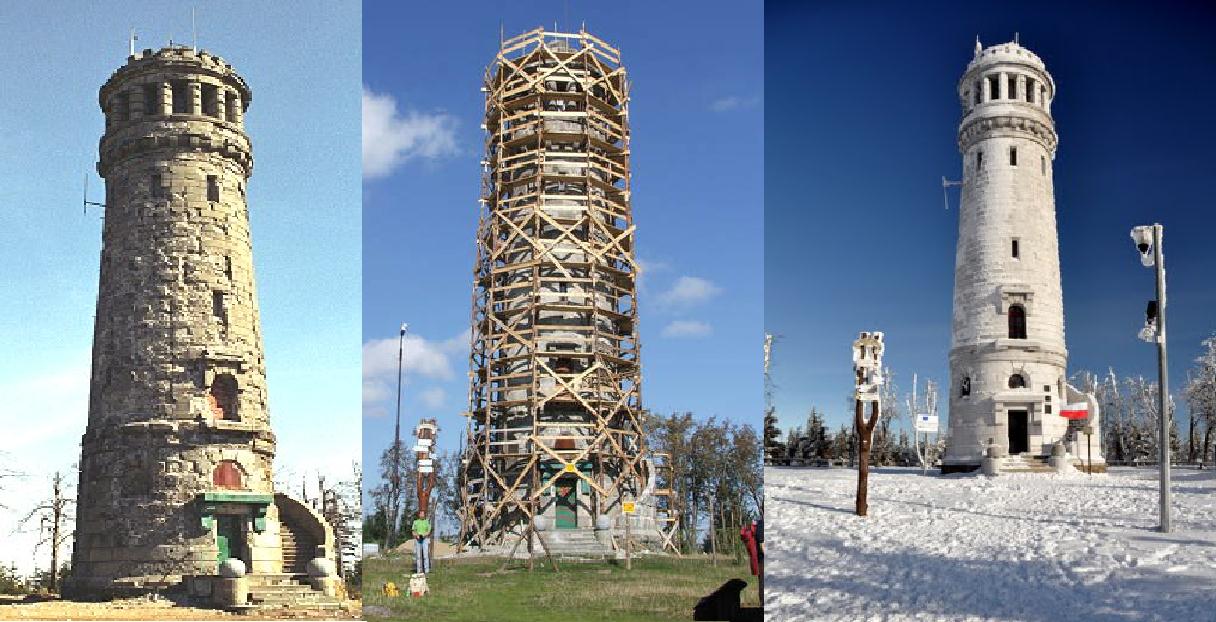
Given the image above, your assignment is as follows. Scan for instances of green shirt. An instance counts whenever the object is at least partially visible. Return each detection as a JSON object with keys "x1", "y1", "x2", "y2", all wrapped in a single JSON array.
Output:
[{"x1": 412, "y1": 517, "x2": 431, "y2": 538}]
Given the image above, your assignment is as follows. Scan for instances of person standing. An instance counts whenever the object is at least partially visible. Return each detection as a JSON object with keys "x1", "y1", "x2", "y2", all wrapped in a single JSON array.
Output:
[{"x1": 412, "y1": 510, "x2": 432, "y2": 574}]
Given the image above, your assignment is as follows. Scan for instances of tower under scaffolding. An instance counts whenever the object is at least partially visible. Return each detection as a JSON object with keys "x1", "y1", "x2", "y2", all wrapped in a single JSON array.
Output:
[{"x1": 457, "y1": 27, "x2": 677, "y2": 557}]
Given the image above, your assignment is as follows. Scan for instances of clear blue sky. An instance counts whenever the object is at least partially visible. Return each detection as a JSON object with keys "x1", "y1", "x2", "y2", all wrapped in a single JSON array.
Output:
[
  {"x1": 362, "y1": 0, "x2": 763, "y2": 509},
  {"x1": 766, "y1": 0, "x2": 1216, "y2": 434},
  {"x1": 0, "y1": 1, "x2": 361, "y2": 574}
]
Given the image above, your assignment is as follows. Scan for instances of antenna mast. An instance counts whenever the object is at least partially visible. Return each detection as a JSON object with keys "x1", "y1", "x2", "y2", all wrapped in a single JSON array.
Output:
[
  {"x1": 83, "y1": 174, "x2": 105, "y2": 215},
  {"x1": 941, "y1": 176, "x2": 962, "y2": 210}
]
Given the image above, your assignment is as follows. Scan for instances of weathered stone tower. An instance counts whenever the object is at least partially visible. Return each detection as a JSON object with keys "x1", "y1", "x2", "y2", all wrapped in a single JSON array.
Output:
[
  {"x1": 942, "y1": 40, "x2": 1103, "y2": 473},
  {"x1": 70, "y1": 47, "x2": 335, "y2": 597},
  {"x1": 457, "y1": 28, "x2": 676, "y2": 556}
]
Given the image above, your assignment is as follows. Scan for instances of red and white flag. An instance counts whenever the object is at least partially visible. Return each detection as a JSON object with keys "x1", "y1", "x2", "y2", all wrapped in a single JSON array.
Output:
[{"x1": 1060, "y1": 403, "x2": 1089, "y2": 420}]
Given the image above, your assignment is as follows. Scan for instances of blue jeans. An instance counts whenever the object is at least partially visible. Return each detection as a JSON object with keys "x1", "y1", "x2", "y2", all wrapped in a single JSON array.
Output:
[{"x1": 414, "y1": 537, "x2": 430, "y2": 574}]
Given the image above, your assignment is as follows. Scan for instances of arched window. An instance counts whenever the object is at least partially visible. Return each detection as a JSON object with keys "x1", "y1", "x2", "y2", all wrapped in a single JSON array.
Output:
[
  {"x1": 1008, "y1": 305, "x2": 1027, "y2": 339},
  {"x1": 1008, "y1": 374, "x2": 1027, "y2": 389},
  {"x1": 209, "y1": 373, "x2": 239, "y2": 421},
  {"x1": 213, "y1": 460, "x2": 244, "y2": 489}
]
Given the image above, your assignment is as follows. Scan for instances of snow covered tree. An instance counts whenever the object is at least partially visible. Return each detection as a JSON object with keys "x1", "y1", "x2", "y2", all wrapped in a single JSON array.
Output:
[
  {"x1": 763, "y1": 407, "x2": 785, "y2": 465},
  {"x1": 1185, "y1": 334, "x2": 1216, "y2": 464}
]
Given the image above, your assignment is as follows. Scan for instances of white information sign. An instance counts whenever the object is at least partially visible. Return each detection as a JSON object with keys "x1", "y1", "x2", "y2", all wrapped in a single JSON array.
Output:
[{"x1": 914, "y1": 414, "x2": 939, "y2": 433}]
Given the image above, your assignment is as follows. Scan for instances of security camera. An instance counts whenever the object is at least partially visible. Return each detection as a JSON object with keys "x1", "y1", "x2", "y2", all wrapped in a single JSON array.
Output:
[
  {"x1": 1130, "y1": 226, "x2": 1155, "y2": 267},
  {"x1": 1138, "y1": 300, "x2": 1159, "y2": 343}
]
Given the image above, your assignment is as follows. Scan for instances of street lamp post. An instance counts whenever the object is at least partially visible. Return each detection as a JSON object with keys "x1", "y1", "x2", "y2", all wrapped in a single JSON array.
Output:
[{"x1": 1132, "y1": 225, "x2": 1170, "y2": 533}]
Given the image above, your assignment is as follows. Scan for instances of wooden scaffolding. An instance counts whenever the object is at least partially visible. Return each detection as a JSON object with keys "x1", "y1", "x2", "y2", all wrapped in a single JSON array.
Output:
[{"x1": 457, "y1": 27, "x2": 657, "y2": 551}]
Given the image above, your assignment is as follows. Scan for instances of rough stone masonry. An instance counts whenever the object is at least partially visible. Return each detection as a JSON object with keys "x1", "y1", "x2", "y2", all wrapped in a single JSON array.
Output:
[{"x1": 68, "y1": 46, "x2": 334, "y2": 597}]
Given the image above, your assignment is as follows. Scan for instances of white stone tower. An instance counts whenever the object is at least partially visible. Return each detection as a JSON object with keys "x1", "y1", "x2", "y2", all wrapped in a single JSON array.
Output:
[{"x1": 942, "y1": 40, "x2": 1104, "y2": 473}]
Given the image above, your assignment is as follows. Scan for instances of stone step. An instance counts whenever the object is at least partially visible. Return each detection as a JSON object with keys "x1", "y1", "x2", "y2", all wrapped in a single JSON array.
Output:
[
  {"x1": 249, "y1": 584, "x2": 319, "y2": 594},
  {"x1": 246, "y1": 573, "x2": 309, "y2": 587}
]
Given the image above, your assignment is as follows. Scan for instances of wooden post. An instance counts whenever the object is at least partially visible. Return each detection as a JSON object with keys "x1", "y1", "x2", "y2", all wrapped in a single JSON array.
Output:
[
  {"x1": 855, "y1": 399, "x2": 869, "y2": 516},
  {"x1": 624, "y1": 505, "x2": 632, "y2": 571}
]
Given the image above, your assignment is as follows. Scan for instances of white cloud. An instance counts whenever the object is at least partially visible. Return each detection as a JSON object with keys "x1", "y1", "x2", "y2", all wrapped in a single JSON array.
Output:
[
  {"x1": 658, "y1": 276, "x2": 723, "y2": 308},
  {"x1": 0, "y1": 358, "x2": 90, "y2": 576},
  {"x1": 362, "y1": 87, "x2": 458, "y2": 179},
  {"x1": 361, "y1": 329, "x2": 468, "y2": 414},
  {"x1": 661, "y1": 320, "x2": 713, "y2": 339},
  {"x1": 709, "y1": 95, "x2": 761, "y2": 112},
  {"x1": 420, "y1": 387, "x2": 446, "y2": 410}
]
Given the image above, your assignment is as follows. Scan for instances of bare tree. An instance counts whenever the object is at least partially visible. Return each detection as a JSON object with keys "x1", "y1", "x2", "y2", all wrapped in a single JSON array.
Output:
[
  {"x1": 318, "y1": 462, "x2": 362, "y2": 579},
  {"x1": 16, "y1": 471, "x2": 74, "y2": 593}
]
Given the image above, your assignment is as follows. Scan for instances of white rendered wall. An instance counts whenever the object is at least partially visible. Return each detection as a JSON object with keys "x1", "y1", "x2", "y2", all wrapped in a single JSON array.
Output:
[{"x1": 944, "y1": 42, "x2": 1103, "y2": 468}]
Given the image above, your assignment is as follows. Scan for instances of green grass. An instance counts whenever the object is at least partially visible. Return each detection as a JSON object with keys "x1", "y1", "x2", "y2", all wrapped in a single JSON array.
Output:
[{"x1": 362, "y1": 554, "x2": 759, "y2": 622}]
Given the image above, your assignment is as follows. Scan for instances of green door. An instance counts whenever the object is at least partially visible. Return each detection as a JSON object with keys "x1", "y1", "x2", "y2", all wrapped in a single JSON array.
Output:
[
  {"x1": 555, "y1": 477, "x2": 577, "y2": 529},
  {"x1": 216, "y1": 515, "x2": 240, "y2": 564}
]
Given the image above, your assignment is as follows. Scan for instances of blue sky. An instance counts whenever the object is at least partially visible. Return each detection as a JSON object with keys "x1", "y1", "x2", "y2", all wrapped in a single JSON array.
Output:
[
  {"x1": 0, "y1": 1, "x2": 361, "y2": 574},
  {"x1": 362, "y1": 0, "x2": 764, "y2": 511},
  {"x1": 766, "y1": 0, "x2": 1216, "y2": 434}
]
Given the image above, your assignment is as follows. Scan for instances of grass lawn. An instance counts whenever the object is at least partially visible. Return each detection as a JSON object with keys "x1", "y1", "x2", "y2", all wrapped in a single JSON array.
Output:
[{"x1": 362, "y1": 554, "x2": 759, "y2": 621}]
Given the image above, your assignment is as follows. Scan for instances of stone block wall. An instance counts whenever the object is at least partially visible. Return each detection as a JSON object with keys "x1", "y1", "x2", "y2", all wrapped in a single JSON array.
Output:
[{"x1": 69, "y1": 47, "x2": 284, "y2": 596}]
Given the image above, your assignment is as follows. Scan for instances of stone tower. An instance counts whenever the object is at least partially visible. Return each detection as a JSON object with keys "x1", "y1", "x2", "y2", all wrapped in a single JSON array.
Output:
[
  {"x1": 942, "y1": 40, "x2": 1103, "y2": 473},
  {"x1": 458, "y1": 28, "x2": 675, "y2": 555},
  {"x1": 70, "y1": 47, "x2": 334, "y2": 597}
]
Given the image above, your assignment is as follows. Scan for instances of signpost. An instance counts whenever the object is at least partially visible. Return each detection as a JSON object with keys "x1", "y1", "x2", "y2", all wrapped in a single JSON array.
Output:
[
  {"x1": 852, "y1": 331, "x2": 885, "y2": 516},
  {"x1": 914, "y1": 413, "x2": 939, "y2": 476},
  {"x1": 914, "y1": 414, "x2": 939, "y2": 433}
]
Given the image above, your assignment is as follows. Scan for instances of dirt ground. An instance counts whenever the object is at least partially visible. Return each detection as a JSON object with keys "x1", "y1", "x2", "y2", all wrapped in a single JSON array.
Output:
[{"x1": 0, "y1": 595, "x2": 361, "y2": 620}]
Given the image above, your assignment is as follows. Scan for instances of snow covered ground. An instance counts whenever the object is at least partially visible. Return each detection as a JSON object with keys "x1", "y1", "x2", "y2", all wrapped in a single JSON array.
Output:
[{"x1": 766, "y1": 466, "x2": 1216, "y2": 621}]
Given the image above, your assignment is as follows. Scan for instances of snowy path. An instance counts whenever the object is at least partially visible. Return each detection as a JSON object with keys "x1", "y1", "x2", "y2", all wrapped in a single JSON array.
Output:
[{"x1": 765, "y1": 466, "x2": 1216, "y2": 621}]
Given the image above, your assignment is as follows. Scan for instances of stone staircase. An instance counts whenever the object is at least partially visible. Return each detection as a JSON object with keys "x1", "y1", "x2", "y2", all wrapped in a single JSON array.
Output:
[
  {"x1": 528, "y1": 529, "x2": 618, "y2": 561},
  {"x1": 245, "y1": 573, "x2": 342, "y2": 610},
  {"x1": 999, "y1": 453, "x2": 1054, "y2": 474}
]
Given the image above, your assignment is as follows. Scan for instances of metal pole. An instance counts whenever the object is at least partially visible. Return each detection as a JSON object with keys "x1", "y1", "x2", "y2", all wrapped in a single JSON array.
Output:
[
  {"x1": 389, "y1": 324, "x2": 407, "y2": 548},
  {"x1": 1154, "y1": 225, "x2": 1171, "y2": 533}
]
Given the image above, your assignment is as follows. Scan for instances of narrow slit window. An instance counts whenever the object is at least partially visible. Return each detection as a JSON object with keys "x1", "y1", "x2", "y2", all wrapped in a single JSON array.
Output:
[
  {"x1": 143, "y1": 84, "x2": 159, "y2": 116},
  {"x1": 1041, "y1": 156, "x2": 1046, "y2": 176},
  {"x1": 114, "y1": 92, "x2": 130, "y2": 123},
  {"x1": 201, "y1": 84, "x2": 218, "y2": 117},
  {"x1": 976, "y1": 151, "x2": 984, "y2": 170},
  {"x1": 1009, "y1": 146, "x2": 1018, "y2": 166},
  {"x1": 207, "y1": 175, "x2": 220, "y2": 202},
  {"x1": 1007, "y1": 74, "x2": 1017, "y2": 100},
  {"x1": 1012, "y1": 239, "x2": 1020, "y2": 259},
  {"x1": 151, "y1": 174, "x2": 163, "y2": 199},
  {"x1": 212, "y1": 291, "x2": 226, "y2": 321},
  {"x1": 987, "y1": 75, "x2": 999, "y2": 100},
  {"x1": 171, "y1": 80, "x2": 189, "y2": 114},
  {"x1": 1027, "y1": 78, "x2": 1037, "y2": 103}
]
